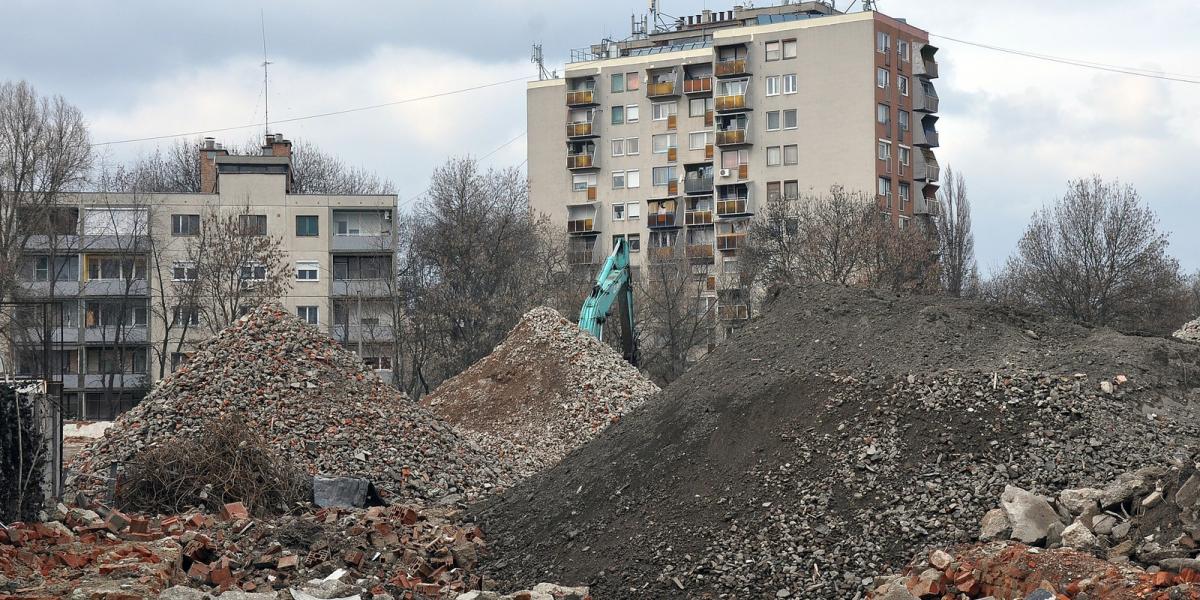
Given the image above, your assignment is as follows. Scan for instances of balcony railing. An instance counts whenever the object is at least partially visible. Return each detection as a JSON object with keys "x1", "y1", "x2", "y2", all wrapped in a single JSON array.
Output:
[
  {"x1": 650, "y1": 246, "x2": 676, "y2": 260},
  {"x1": 686, "y1": 244, "x2": 715, "y2": 260},
  {"x1": 567, "y1": 153, "x2": 596, "y2": 169},
  {"x1": 718, "y1": 304, "x2": 749, "y2": 320},
  {"x1": 915, "y1": 59, "x2": 939, "y2": 79},
  {"x1": 683, "y1": 77, "x2": 713, "y2": 94},
  {"x1": 915, "y1": 128, "x2": 940, "y2": 148},
  {"x1": 568, "y1": 249, "x2": 597, "y2": 265},
  {"x1": 914, "y1": 92, "x2": 939, "y2": 113},
  {"x1": 915, "y1": 158, "x2": 940, "y2": 182},
  {"x1": 715, "y1": 129, "x2": 748, "y2": 146},
  {"x1": 647, "y1": 81, "x2": 678, "y2": 98},
  {"x1": 567, "y1": 218, "x2": 596, "y2": 234},
  {"x1": 714, "y1": 60, "x2": 748, "y2": 78},
  {"x1": 567, "y1": 121, "x2": 597, "y2": 137},
  {"x1": 716, "y1": 198, "x2": 750, "y2": 216},
  {"x1": 566, "y1": 90, "x2": 595, "y2": 106},
  {"x1": 686, "y1": 209, "x2": 714, "y2": 225},
  {"x1": 684, "y1": 176, "x2": 714, "y2": 195},
  {"x1": 647, "y1": 212, "x2": 678, "y2": 228},
  {"x1": 715, "y1": 94, "x2": 747, "y2": 112},
  {"x1": 716, "y1": 233, "x2": 746, "y2": 251}
]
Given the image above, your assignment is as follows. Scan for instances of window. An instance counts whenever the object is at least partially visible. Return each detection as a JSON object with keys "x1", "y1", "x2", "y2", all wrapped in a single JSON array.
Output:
[
  {"x1": 898, "y1": 216, "x2": 910, "y2": 230},
  {"x1": 86, "y1": 256, "x2": 146, "y2": 281},
  {"x1": 688, "y1": 97, "x2": 710, "y2": 117},
  {"x1": 86, "y1": 347, "x2": 147, "y2": 375},
  {"x1": 626, "y1": 170, "x2": 641, "y2": 189},
  {"x1": 173, "y1": 305, "x2": 200, "y2": 326},
  {"x1": 84, "y1": 301, "x2": 147, "y2": 328},
  {"x1": 878, "y1": 140, "x2": 892, "y2": 161},
  {"x1": 898, "y1": 110, "x2": 910, "y2": 132},
  {"x1": 333, "y1": 255, "x2": 390, "y2": 280},
  {"x1": 783, "y1": 39, "x2": 798, "y2": 59},
  {"x1": 611, "y1": 73, "x2": 625, "y2": 93},
  {"x1": 27, "y1": 256, "x2": 78, "y2": 282},
  {"x1": 766, "y1": 146, "x2": 781, "y2": 166},
  {"x1": 333, "y1": 210, "x2": 391, "y2": 236},
  {"x1": 172, "y1": 261, "x2": 197, "y2": 282},
  {"x1": 877, "y1": 103, "x2": 890, "y2": 125},
  {"x1": 612, "y1": 139, "x2": 625, "y2": 156},
  {"x1": 898, "y1": 75, "x2": 909, "y2": 96},
  {"x1": 652, "y1": 166, "x2": 676, "y2": 186},
  {"x1": 652, "y1": 133, "x2": 676, "y2": 154},
  {"x1": 81, "y1": 208, "x2": 147, "y2": 236},
  {"x1": 783, "y1": 145, "x2": 798, "y2": 165},
  {"x1": 626, "y1": 72, "x2": 641, "y2": 90},
  {"x1": 784, "y1": 180, "x2": 799, "y2": 200},
  {"x1": 782, "y1": 74, "x2": 797, "y2": 94},
  {"x1": 765, "y1": 75, "x2": 780, "y2": 96},
  {"x1": 626, "y1": 137, "x2": 640, "y2": 155},
  {"x1": 877, "y1": 177, "x2": 892, "y2": 198},
  {"x1": 573, "y1": 173, "x2": 596, "y2": 191},
  {"x1": 688, "y1": 131, "x2": 713, "y2": 150},
  {"x1": 297, "y1": 306, "x2": 319, "y2": 325},
  {"x1": 783, "y1": 109, "x2": 798, "y2": 129},
  {"x1": 240, "y1": 263, "x2": 267, "y2": 281},
  {"x1": 765, "y1": 41, "x2": 781, "y2": 61},
  {"x1": 899, "y1": 182, "x2": 911, "y2": 204},
  {"x1": 876, "y1": 31, "x2": 891, "y2": 53},
  {"x1": 611, "y1": 105, "x2": 625, "y2": 125},
  {"x1": 898, "y1": 40, "x2": 910, "y2": 62},
  {"x1": 613, "y1": 203, "x2": 625, "y2": 220},
  {"x1": 898, "y1": 146, "x2": 911, "y2": 166},
  {"x1": 876, "y1": 67, "x2": 889, "y2": 89},
  {"x1": 766, "y1": 111, "x2": 781, "y2": 131},
  {"x1": 296, "y1": 215, "x2": 319, "y2": 237},
  {"x1": 627, "y1": 233, "x2": 641, "y2": 252},
  {"x1": 238, "y1": 214, "x2": 267, "y2": 236},
  {"x1": 626, "y1": 104, "x2": 640, "y2": 123},
  {"x1": 627, "y1": 202, "x2": 640, "y2": 218},
  {"x1": 721, "y1": 149, "x2": 749, "y2": 168},
  {"x1": 652, "y1": 102, "x2": 677, "y2": 120},
  {"x1": 612, "y1": 171, "x2": 626, "y2": 189},
  {"x1": 170, "y1": 352, "x2": 190, "y2": 372},
  {"x1": 296, "y1": 260, "x2": 319, "y2": 281},
  {"x1": 171, "y1": 214, "x2": 200, "y2": 236}
]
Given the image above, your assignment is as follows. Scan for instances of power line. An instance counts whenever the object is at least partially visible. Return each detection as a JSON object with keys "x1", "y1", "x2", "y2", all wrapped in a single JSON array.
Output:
[
  {"x1": 91, "y1": 75, "x2": 531, "y2": 147},
  {"x1": 930, "y1": 33, "x2": 1200, "y2": 84}
]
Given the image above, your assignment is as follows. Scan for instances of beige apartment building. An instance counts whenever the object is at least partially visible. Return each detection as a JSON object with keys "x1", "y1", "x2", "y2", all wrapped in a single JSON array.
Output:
[
  {"x1": 8, "y1": 135, "x2": 397, "y2": 419},
  {"x1": 528, "y1": 2, "x2": 940, "y2": 328}
]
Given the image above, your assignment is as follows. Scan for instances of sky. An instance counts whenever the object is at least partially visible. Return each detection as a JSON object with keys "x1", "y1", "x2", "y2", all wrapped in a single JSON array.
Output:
[{"x1": 3, "y1": 0, "x2": 1198, "y2": 274}]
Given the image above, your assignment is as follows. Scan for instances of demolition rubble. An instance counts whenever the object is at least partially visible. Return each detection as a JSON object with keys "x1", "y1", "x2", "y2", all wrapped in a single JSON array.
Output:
[
  {"x1": 1178, "y1": 318, "x2": 1200, "y2": 343},
  {"x1": 425, "y1": 307, "x2": 659, "y2": 476}
]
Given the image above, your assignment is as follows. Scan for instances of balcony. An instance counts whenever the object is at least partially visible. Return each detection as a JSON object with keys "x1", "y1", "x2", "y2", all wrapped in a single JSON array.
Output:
[
  {"x1": 718, "y1": 304, "x2": 749, "y2": 320},
  {"x1": 715, "y1": 129, "x2": 748, "y2": 146},
  {"x1": 686, "y1": 244, "x2": 715, "y2": 261},
  {"x1": 567, "y1": 217, "x2": 596, "y2": 234},
  {"x1": 568, "y1": 242, "x2": 598, "y2": 265},
  {"x1": 915, "y1": 153, "x2": 940, "y2": 182},
  {"x1": 684, "y1": 77, "x2": 712, "y2": 94},
  {"x1": 913, "y1": 91, "x2": 939, "y2": 113},
  {"x1": 647, "y1": 212, "x2": 679, "y2": 229},
  {"x1": 332, "y1": 324, "x2": 396, "y2": 343},
  {"x1": 914, "y1": 127, "x2": 940, "y2": 148},
  {"x1": 19, "y1": 280, "x2": 81, "y2": 297},
  {"x1": 575, "y1": 185, "x2": 598, "y2": 201},
  {"x1": 684, "y1": 175, "x2": 714, "y2": 195},
  {"x1": 716, "y1": 232, "x2": 746, "y2": 252},
  {"x1": 686, "y1": 209, "x2": 714, "y2": 226},
  {"x1": 715, "y1": 94, "x2": 747, "y2": 112},
  {"x1": 82, "y1": 374, "x2": 148, "y2": 390},
  {"x1": 647, "y1": 80, "x2": 679, "y2": 98},
  {"x1": 83, "y1": 325, "x2": 148, "y2": 344},
  {"x1": 915, "y1": 195, "x2": 940, "y2": 216},
  {"x1": 567, "y1": 153, "x2": 597, "y2": 170},
  {"x1": 332, "y1": 234, "x2": 392, "y2": 252},
  {"x1": 19, "y1": 326, "x2": 80, "y2": 344},
  {"x1": 566, "y1": 121, "x2": 598, "y2": 138},
  {"x1": 566, "y1": 89, "x2": 596, "y2": 106},
  {"x1": 80, "y1": 279, "x2": 149, "y2": 297},
  {"x1": 716, "y1": 197, "x2": 751, "y2": 217},
  {"x1": 332, "y1": 279, "x2": 392, "y2": 297},
  {"x1": 714, "y1": 59, "x2": 748, "y2": 78}
]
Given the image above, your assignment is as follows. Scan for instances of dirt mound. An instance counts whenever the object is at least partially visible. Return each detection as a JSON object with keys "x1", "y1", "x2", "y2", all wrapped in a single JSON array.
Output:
[
  {"x1": 425, "y1": 306, "x2": 659, "y2": 477},
  {"x1": 68, "y1": 304, "x2": 515, "y2": 503},
  {"x1": 472, "y1": 284, "x2": 1200, "y2": 599}
]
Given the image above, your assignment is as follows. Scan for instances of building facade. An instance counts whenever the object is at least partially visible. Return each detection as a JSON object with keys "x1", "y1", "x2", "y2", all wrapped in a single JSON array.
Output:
[
  {"x1": 528, "y1": 3, "x2": 940, "y2": 330},
  {"x1": 7, "y1": 134, "x2": 398, "y2": 419}
]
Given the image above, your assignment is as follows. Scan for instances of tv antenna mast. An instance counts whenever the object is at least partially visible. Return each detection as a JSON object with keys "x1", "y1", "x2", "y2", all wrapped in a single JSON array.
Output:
[
  {"x1": 260, "y1": 9, "x2": 272, "y2": 136},
  {"x1": 531, "y1": 44, "x2": 554, "y2": 80}
]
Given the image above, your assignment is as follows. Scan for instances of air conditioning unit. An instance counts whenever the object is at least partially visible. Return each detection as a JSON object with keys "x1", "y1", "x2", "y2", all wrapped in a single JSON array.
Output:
[{"x1": 719, "y1": 168, "x2": 732, "y2": 177}]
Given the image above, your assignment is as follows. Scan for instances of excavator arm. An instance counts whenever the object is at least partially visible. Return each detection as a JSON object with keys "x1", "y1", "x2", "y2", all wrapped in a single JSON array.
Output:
[{"x1": 578, "y1": 237, "x2": 639, "y2": 366}]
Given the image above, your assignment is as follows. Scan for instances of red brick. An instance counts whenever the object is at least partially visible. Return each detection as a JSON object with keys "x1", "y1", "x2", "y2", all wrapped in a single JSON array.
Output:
[
  {"x1": 276, "y1": 554, "x2": 298, "y2": 570},
  {"x1": 187, "y1": 561, "x2": 210, "y2": 580},
  {"x1": 220, "y1": 502, "x2": 249, "y2": 521},
  {"x1": 414, "y1": 582, "x2": 442, "y2": 596}
]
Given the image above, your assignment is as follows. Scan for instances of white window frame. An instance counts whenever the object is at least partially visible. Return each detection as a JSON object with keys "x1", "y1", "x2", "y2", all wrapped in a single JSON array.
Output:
[
  {"x1": 612, "y1": 202, "x2": 626, "y2": 220},
  {"x1": 612, "y1": 171, "x2": 626, "y2": 189},
  {"x1": 651, "y1": 102, "x2": 677, "y2": 121},
  {"x1": 627, "y1": 202, "x2": 641, "y2": 219},
  {"x1": 626, "y1": 137, "x2": 640, "y2": 155},
  {"x1": 876, "y1": 32, "x2": 890, "y2": 53},
  {"x1": 782, "y1": 74, "x2": 797, "y2": 94},
  {"x1": 611, "y1": 138, "x2": 625, "y2": 157},
  {"x1": 172, "y1": 261, "x2": 197, "y2": 282},
  {"x1": 765, "y1": 40, "x2": 781, "y2": 62},
  {"x1": 876, "y1": 67, "x2": 889, "y2": 89},
  {"x1": 877, "y1": 176, "x2": 892, "y2": 197},
  {"x1": 240, "y1": 262, "x2": 267, "y2": 282},
  {"x1": 898, "y1": 40, "x2": 910, "y2": 62},
  {"x1": 899, "y1": 182, "x2": 911, "y2": 203},
  {"x1": 783, "y1": 144, "x2": 798, "y2": 165},
  {"x1": 297, "y1": 306, "x2": 319, "y2": 325},
  {"x1": 877, "y1": 139, "x2": 892, "y2": 161},
  {"x1": 783, "y1": 39, "x2": 798, "y2": 59},
  {"x1": 626, "y1": 170, "x2": 641, "y2": 189},
  {"x1": 765, "y1": 75, "x2": 780, "y2": 96},
  {"x1": 626, "y1": 104, "x2": 640, "y2": 123},
  {"x1": 765, "y1": 111, "x2": 780, "y2": 131},
  {"x1": 898, "y1": 145, "x2": 912, "y2": 166},
  {"x1": 766, "y1": 146, "x2": 781, "y2": 167},
  {"x1": 295, "y1": 260, "x2": 319, "y2": 282},
  {"x1": 652, "y1": 133, "x2": 676, "y2": 154},
  {"x1": 688, "y1": 131, "x2": 713, "y2": 150},
  {"x1": 898, "y1": 75, "x2": 909, "y2": 96},
  {"x1": 877, "y1": 103, "x2": 890, "y2": 125},
  {"x1": 783, "y1": 109, "x2": 798, "y2": 130},
  {"x1": 627, "y1": 232, "x2": 641, "y2": 252}
]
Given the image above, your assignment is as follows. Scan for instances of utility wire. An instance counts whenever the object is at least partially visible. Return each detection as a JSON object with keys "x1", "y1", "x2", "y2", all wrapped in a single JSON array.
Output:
[
  {"x1": 930, "y1": 33, "x2": 1200, "y2": 84},
  {"x1": 91, "y1": 75, "x2": 531, "y2": 147}
]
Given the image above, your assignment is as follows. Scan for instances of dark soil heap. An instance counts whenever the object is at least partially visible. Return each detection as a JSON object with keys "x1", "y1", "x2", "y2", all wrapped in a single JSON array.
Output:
[
  {"x1": 425, "y1": 306, "x2": 659, "y2": 477},
  {"x1": 68, "y1": 304, "x2": 515, "y2": 503},
  {"x1": 473, "y1": 284, "x2": 1200, "y2": 599}
]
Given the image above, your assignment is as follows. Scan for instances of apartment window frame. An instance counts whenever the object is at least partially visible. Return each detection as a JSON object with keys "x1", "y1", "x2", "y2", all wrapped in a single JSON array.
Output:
[
  {"x1": 688, "y1": 97, "x2": 710, "y2": 117},
  {"x1": 295, "y1": 215, "x2": 319, "y2": 237},
  {"x1": 612, "y1": 202, "x2": 625, "y2": 221},
  {"x1": 297, "y1": 306, "x2": 319, "y2": 325},
  {"x1": 651, "y1": 101, "x2": 677, "y2": 121},
  {"x1": 766, "y1": 146, "x2": 782, "y2": 167},
  {"x1": 626, "y1": 71, "x2": 641, "y2": 91},
  {"x1": 898, "y1": 40, "x2": 910, "y2": 62},
  {"x1": 783, "y1": 144, "x2": 798, "y2": 165},
  {"x1": 612, "y1": 171, "x2": 626, "y2": 189},
  {"x1": 611, "y1": 72, "x2": 625, "y2": 93},
  {"x1": 876, "y1": 31, "x2": 891, "y2": 53},
  {"x1": 898, "y1": 110, "x2": 911, "y2": 133},
  {"x1": 626, "y1": 137, "x2": 640, "y2": 155},
  {"x1": 171, "y1": 261, "x2": 197, "y2": 282},
  {"x1": 652, "y1": 133, "x2": 676, "y2": 154},
  {"x1": 877, "y1": 103, "x2": 890, "y2": 125},
  {"x1": 877, "y1": 176, "x2": 893, "y2": 199},
  {"x1": 765, "y1": 111, "x2": 781, "y2": 131},
  {"x1": 295, "y1": 260, "x2": 320, "y2": 281},
  {"x1": 612, "y1": 138, "x2": 625, "y2": 157},
  {"x1": 688, "y1": 131, "x2": 713, "y2": 150},
  {"x1": 171, "y1": 214, "x2": 200, "y2": 236},
  {"x1": 573, "y1": 173, "x2": 596, "y2": 192},
  {"x1": 86, "y1": 256, "x2": 146, "y2": 281},
  {"x1": 238, "y1": 214, "x2": 268, "y2": 236},
  {"x1": 783, "y1": 109, "x2": 798, "y2": 130},
  {"x1": 765, "y1": 75, "x2": 780, "y2": 96},
  {"x1": 611, "y1": 105, "x2": 625, "y2": 125},
  {"x1": 627, "y1": 169, "x2": 641, "y2": 189},
  {"x1": 240, "y1": 262, "x2": 267, "y2": 282},
  {"x1": 626, "y1": 104, "x2": 640, "y2": 123},
  {"x1": 765, "y1": 40, "x2": 782, "y2": 62},
  {"x1": 782, "y1": 39, "x2": 798, "y2": 59},
  {"x1": 898, "y1": 145, "x2": 912, "y2": 166},
  {"x1": 898, "y1": 75, "x2": 910, "y2": 97},
  {"x1": 899, "y1": 182, "x2": 911, "y2": 204},
  {"x1": 173, "y1": 304, "x2": 200, "y2": 326},
  {"x1": 876, "y1": 67, "x2": 889, "y2": 89},
  {"x1": 651, "y1": 166, "x2": 677, "y2": 187},
  {"x1": 782, "y1": 74, "x2": 797, "y2": 94},
  {"x1": 627, "y1": 233, "x2": 641, "y2": 252},
  {"x1": 878, "y1": 139, "x2": 892, "y2": 161}
]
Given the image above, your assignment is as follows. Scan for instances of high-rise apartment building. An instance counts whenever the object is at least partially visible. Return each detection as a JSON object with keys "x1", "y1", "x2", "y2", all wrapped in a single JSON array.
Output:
[
  {"x1": 528, "y1": 3, "x2": 940, "y2": 329},
  {"x1": 6, "y1": 134, "x2": 398, "y2": 419}
]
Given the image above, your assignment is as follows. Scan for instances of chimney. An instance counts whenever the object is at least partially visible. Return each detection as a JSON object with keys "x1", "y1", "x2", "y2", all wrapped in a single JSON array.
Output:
[
  {"x1": 264, "y1": 133, "x2": 293, "y2": 160},
  {"x1": 702, "y1": 9, "x2": 712, "y2": 23},
  {"x1": 198, "y1": 137, "x2": 228, "y2": 193}
]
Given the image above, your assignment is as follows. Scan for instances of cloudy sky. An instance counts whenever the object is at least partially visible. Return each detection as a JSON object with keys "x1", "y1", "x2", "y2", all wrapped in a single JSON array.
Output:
[{"x1": 4, "y1": 0, "x2": 1197, "y2": 273}]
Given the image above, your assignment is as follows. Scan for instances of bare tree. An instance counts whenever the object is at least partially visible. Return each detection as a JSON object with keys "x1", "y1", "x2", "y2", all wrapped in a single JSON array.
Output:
[
  {"x1": 742, "y1": 190, "x2": 804, "y2": 287},
  {"x1": 795, "y1": 186, "x2": 878, "y2": 285},
  {"x1": 1189, "y1": 270, "x2": 1200, "y2": 319},
  {"x1": 187, "y1": 205, "x2": 292, "y2": 334},
  {"x1": 96, "y1": 139, "x2": 201, "y2": 193},
  {"x1": 1006, "y1": 176, "x2": 1186, "y2": 334},
  {"x1": 637, "y1": 245, "x2": 715, "y2": 384},
  {"x1": 936, "y1": 166, "x2": 976, "y2": 297},
  {"x1": 861, "y1": 216, "x2": 941, "y2": 293},
  {"x1": 291, "y1": 139, "x2": 396, "y2": 195}
]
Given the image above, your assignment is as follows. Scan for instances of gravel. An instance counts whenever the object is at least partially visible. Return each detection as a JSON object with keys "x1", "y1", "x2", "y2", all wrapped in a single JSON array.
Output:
[
  {"x1": 471, "y1": 284, "x2": 1200, "y2": 599},
  {"x1": 425, "y1": 306, "x2": 658, "y2": 478},
  {"x1": 67, "y1": 303, "x2": 517, "y2": 504}
]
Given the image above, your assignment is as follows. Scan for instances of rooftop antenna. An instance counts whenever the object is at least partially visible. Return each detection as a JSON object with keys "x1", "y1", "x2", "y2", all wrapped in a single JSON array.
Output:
[
  {"x1": 260, "y1": 9, "x2": 272, "y2": 137},
  {"x1": 531, "y1": 44, "x2": 552, "y2": 80},
  {"x1": 862, "y1": 0, "x2": 875, "y2": 11}
]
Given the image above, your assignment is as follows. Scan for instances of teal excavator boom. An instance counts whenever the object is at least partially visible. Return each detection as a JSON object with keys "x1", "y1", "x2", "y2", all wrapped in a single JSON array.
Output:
[{"x1": 578, "y1": 237, "x2": 639, "y2": 366}]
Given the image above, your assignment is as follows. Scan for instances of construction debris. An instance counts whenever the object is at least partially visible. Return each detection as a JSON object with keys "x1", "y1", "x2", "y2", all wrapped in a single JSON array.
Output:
[
  {"x1": 454, "y1": 583, "x2": 590, "y2": 600},
  {"x1": 1178, "y1": 317, "x2": 1200, "y2": 343},
  {"x1": 425, "y1": 306, "x2": 658, "y2": 477},
  {"x1": 67, "y1": 304, "x2": 517, "y2": 505},
  {"x1": 475, "y1": 284, "x2": 1200, "y2": 599}
]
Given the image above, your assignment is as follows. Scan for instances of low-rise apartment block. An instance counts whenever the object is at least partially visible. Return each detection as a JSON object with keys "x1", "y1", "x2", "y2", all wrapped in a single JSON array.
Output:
[
  {"x1": 7, "y1": 134, "x2": 398, "y2": 419},
  {"x1": 528, "y1": 2, "x2": 940, "y2": 332}
]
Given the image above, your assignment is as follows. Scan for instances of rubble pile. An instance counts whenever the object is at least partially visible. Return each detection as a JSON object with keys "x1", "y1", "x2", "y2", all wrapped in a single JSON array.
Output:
[
  {"x1": 1178, "y1": 318, "x2": 1200, "y2": 343},
  {"x1": 454, "y1": 583, "x2": 590, "y2": 600},
  {"x1": 475, "y1": 284, "x2": 1200, "y2": 599},
  {"x1": 0, "y1": 501, "x2": 489, "y2": 599},
  {"x1": 68, "y1": 304, "x2": 516, "y2": 504},
  {"x1": 425, "y1": 307, "x2": 658, "y2": 476}
]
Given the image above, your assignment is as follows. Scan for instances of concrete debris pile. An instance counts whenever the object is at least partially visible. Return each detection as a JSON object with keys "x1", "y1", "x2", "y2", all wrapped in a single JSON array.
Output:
[
  {"x1": 0, "y1": 501, "x2": 489, "y2": 599},
  {"x1": 454, "y1": 583, "x2": 590, "y2": 600},
  {"x1": 475, "y1": 284, "x2": 1200, "y2": 599},
  {"x1": 68, "y1": 304, "x2": 515, "y2": 503},
  {"x1": 425, "y1": 307, "x2": 658, "y2": 477},
  {"x1": 1177, "y1": 318, "x2": 1200, "y2": 343}
]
